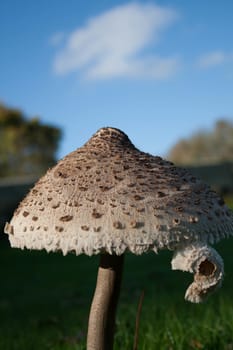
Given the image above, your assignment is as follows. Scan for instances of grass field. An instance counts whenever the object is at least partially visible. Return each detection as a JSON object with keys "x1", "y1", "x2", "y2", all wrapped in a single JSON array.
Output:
[{"x1": 1, "y1": 200, "x2": 233, "y2": 350}]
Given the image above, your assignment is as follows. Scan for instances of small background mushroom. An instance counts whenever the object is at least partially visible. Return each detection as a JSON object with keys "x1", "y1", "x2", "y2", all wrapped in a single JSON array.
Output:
[{"x1": 5, "y1": 127, "x2": 233, "y2": 350}]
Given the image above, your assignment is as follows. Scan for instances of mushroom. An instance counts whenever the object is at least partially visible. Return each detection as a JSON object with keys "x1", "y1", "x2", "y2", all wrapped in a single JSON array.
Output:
[{"x1": 5, "y1": 127, "x2": 233, "y2": 349}]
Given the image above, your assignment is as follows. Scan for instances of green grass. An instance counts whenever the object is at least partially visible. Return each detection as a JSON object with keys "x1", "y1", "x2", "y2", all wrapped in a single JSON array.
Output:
[
  {"x1": 0, "y1": 199, "x2": 233, "y2": 349},
  {"x1": 1, "y1": 238, "x2": 233, "y2": 350}
]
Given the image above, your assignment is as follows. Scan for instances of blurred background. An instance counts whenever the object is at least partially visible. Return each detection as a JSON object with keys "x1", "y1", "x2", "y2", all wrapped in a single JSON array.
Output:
[{"x1": 0, "y1": 1, "x2": 233, "y2": 349}]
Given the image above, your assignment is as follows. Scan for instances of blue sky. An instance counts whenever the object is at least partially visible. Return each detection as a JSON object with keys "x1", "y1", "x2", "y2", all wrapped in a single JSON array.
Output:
[{"x1": 1, "y1": 0, "x2": 233, "y2": 159}]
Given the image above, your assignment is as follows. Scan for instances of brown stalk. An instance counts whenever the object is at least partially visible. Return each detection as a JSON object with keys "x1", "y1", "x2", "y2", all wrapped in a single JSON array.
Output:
[
  {"x1": 133, "y1": 290, "x2": 145, "y2": 350},
  {"x1": 87, "y1": 254, "x2": 124, "y2": 350}
]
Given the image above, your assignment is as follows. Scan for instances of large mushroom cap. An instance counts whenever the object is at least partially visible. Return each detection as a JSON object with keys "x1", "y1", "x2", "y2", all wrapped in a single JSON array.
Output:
[{"x1": 5, "y1": 127, "x2": 233, "y2": 256}]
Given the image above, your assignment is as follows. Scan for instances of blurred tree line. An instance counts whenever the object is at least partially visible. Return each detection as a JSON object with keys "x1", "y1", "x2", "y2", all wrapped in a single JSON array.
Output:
[
  {"x1": 168, "y1": 119, "x2": 233, "y2": 165},
  {"x1": 0, "y1": 104, "x2": 62, "y2": 178}
]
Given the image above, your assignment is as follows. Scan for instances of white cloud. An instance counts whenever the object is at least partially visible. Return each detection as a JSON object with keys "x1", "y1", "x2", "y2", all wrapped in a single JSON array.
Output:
[
  {"x1": 197, "y1": 51, "x2": 232, "y2": 69},
  {"x1": 53, "y1": 3, "x2": 179, "y2": 80}
]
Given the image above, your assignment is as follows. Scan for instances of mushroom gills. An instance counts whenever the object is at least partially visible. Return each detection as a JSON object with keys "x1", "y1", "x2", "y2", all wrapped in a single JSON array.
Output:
[{"x1": 171, "y1": 242, "x2": 224, "y2": 303}]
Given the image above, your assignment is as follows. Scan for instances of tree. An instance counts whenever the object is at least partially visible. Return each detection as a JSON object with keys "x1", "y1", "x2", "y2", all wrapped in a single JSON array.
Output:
[
  {"x1": 0, "y1": 104, "x2": 62, "y2": 177},
  {"x1": 167, "y1": 119, "x2": 233, "y2": 165}
]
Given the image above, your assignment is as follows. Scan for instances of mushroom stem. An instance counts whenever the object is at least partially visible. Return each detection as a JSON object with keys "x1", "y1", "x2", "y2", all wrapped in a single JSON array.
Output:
[{"x1": 87, "y1": 253, "x2": 124, "y2": 350}]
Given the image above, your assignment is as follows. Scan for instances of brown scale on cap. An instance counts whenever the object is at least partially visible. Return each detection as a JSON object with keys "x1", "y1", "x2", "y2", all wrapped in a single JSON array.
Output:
[
  {"x1": 55, "y1": 226, "x2": 64, "y2": 232},
  {"x1": 60, "y1": 215, "x2": 73, "y2": 222},
  {"x1": 4, "y1": 127, "x2": 233, "y2": 257},
  {"x1": 92, "y1": 209, "x2": 103, "y2": 219}
]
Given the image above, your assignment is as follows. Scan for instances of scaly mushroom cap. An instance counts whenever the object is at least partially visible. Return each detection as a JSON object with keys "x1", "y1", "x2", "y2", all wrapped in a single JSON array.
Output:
[{"x1": 5, "y1": 127, "x2": 233, "y2": 256}]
